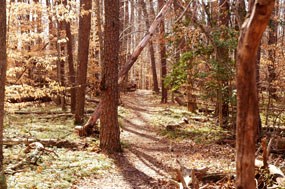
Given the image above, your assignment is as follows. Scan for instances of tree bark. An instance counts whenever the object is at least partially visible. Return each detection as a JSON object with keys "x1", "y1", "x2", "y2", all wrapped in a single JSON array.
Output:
[
  {"x1": 100, "y1": 0, "x2": 121, "y2": 153},
  {"x1": 0, "y1": 0, "x2": 8, "y2": 188},
  {"x1": 74, "y1": 0, "x2": 92, "y2": 124},
  {"x1": 78, "y1": 0, "x2": 174, "y2": 136},
  {"x1": 236, "y1": 0, "x2": 275, "y2": 188}
]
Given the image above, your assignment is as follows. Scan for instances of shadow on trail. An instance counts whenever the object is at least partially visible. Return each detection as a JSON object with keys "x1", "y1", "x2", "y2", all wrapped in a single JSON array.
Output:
[
  {"x1": 109, "y1": 153, "x2": 160, "y2": 189},
  {"x1": 128, "y1": 146, "x2": 175, "y2": 177},
  {"x1": 121, "y1": 124, "x2": 159, "y2": 142}
]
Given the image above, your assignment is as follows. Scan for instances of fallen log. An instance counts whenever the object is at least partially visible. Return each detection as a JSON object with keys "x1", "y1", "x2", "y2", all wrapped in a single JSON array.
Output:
[
  {"x1": 7, "y1": 96, "x2": 52, "y2": 103},
  {"x1": 12, "y1": 109, "x2": 94, "y2": 115},
  {"x1": 3, "y1": 138, "x2": 79, "y2": 149},
  {"x1": 77, "y1": 0, "x2": 174, "y2": 137}
]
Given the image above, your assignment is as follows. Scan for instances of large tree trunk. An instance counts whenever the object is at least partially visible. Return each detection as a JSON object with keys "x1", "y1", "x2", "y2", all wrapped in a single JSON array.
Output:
[
  {"x1": 74, "y1": 0, "x2": 92, "y2": 124},
  {"x1": 0, "y1": 1, "x2": 8, "y2": 188},
  {"x1": 236, "y1": 0, "x2": 275, "y2": 188},
  {"x1": 100, "y1": 0, "x2": 121, "y2": 153},
  {"x1": 79, "y1": 0, "x2": 174, "y2": 137}
]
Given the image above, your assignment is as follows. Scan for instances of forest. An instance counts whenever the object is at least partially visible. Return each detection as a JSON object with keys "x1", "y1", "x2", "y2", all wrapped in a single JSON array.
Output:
[{"x1": 0, "y1": 0, "x2": 285, "y2": 188}]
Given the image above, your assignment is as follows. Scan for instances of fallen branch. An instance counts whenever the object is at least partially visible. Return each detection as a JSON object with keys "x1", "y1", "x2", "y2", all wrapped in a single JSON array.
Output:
[
  {"x1": 255, "y1": 159, "x2": 285, "y2": 179},
  {"x1": 3, "y1": 138, "x2": 79, "y2": 149},
  {"x1": 12, "y1": 109, "x2": 94, "y2": 115},
  {"x1": 77, "y1": 0, "x2": 174, "y2": 137},
  {"x1": 6, "y1": 142, "x2": 58, "y2": 174}
]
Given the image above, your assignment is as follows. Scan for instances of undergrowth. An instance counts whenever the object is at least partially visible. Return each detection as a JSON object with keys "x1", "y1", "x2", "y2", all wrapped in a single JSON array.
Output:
[{"x1": 4, "y1": 103, "x2": 113, "y2": 189}]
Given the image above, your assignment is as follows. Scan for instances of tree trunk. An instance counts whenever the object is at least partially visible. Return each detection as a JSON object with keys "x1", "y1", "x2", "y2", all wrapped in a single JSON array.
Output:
[
  {"x1": 0, "y1": 1, "x2": 8, "y2": 188},
  {"x1": 95, "y1": 0, "x2": 103, "y2": 66},
  {"x1": 74, "y1": 0, "x2": 92, "y2": 124},
  {"x1": 100, "y1": 0, "x2": 121, "y2": 153},
  {"x1": 140, "y1": 0, "x2": 159, "y2": 93},
  {"x1": 236, "y1": 0, "x2": 275, "y2": 188},
  {"x1": 64, "y1": 0, "x2": 76, "y2": 113},
  {"x1": 216, "y1": 0, "x2": 230, "y2": 128},
  {"x1": 78, "y1": 0, "x2": 174, "y2": 136},
  {"x1": 55, "y1": 1, "x2": 67, "y2": 111},
  {"x1": 158, "y1": 0, "x2": 168, "y2": 103}
]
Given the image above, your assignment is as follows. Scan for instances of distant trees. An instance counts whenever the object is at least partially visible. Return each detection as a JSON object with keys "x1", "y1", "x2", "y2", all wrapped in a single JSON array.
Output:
[
  {"x1": 0, "y1": 0, "x2": 8, "y2": 188},
  {"x1": 139, "y1": 0, "x2": 159, "y2": 93},
  {"x1": 99, "y1": 0, "x2": 121, "y2": 152}
]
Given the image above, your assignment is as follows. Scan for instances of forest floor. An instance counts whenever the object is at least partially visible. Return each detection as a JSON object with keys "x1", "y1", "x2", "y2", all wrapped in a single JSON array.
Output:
[{"x1": 6, "y1": 90, "x2": 283, "y2": 188}]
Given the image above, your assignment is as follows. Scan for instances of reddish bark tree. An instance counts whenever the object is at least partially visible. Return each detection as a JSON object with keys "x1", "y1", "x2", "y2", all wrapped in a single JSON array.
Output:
[
  {"x1": 236, "y1": 0, "x2": 275, "y2": 188},
  {"x1": 74, "y1": 0, "x2": 92, "y2": 124}
]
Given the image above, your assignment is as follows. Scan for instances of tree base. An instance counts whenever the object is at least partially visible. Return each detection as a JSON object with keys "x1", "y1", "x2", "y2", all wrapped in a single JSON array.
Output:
[{"x1": 0, "y1": 171, "x2": 7, "y2": 189}]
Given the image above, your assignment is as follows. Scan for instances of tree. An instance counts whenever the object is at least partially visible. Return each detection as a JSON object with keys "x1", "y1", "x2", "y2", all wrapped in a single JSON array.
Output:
[
  {"x1": 0, "y1": 0, "x2": 8, "y2": 188},
  {"x1": 216, "y1": 0, "x2": 230, "y2": 128},
  {"x1": 64, "y1": 0, "x2": 76, "y2": 113},
  {"x1": 74, "y1": 0, "x2": 92, "y2": 124},
  {"x1": 56, "y1": 0, "x2": 67, "y2": 111},
  {"x1": 99, "y1": 0, "x2": 121, "y2": 152},
  {"x1": 140, "y1": 0, "x2": 159, "y2": 93},
  {"x1": 158, "y1": 0, "x2": 168, "y2": 103},
  {"x1": 236, "y1": 0, "x2": 275, "y2": 188},
  {"x1": 265, "y1": 2, "x2": 278, "y2": 125}
]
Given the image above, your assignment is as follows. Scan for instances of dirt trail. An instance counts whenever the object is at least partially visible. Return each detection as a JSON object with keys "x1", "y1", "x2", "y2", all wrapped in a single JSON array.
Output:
[{"x1": 74, "y1": 90, "x2": 235, "y2": 189}]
